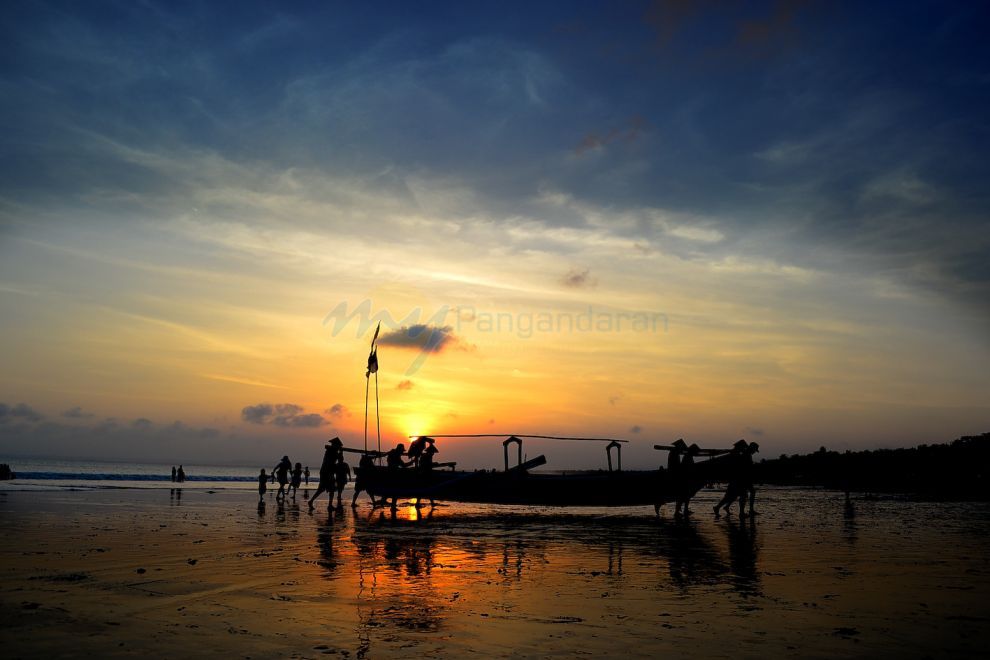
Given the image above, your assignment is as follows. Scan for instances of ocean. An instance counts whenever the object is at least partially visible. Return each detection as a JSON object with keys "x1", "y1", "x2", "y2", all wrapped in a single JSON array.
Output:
[{"x1": 0, "y1": 458, "x2": 275, "y2": 490}]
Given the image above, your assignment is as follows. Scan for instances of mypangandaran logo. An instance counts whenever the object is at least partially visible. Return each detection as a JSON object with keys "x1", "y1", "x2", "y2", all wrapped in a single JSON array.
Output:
[{"x1": 322, "y1": 299, "x2": 667, "y2": 376}]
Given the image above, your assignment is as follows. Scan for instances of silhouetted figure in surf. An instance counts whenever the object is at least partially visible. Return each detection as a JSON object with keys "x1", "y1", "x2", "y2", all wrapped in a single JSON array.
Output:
[
  {"x1": 304, "y1": 466, "x2": 310, "y2": 485},
  {"x1": 742, "y1": 442, "x2": 759, "y2": 515},
  {"x1": 352, "y1": 452, "x2": 378, "y2": 507},
  {"x1": 289, "y1": 462, "x2": 303, "y2": 498},
  {"x1": 714, "y1": 440, "x2": 747, "y2": 517},
  {"x1": 308, "y1": 438, "x2": 343, "y2": 511},
  {"x1": 272, "y1": 456, "x2": 291, "y2": 500},
  {"x1": 667, "y1": 439, "x2": 687, "y2": 516},
  {"x1": 333, "y1": 458, "x2": 351, "y2": 508},
  {"x1": 258, "y1": 469, "x2": 268, "y2": 502},
  {"x1": 676, "y1": 443, "x2": 701, "y2": 516},
  {"x1": 714, "y1": 440, "x2": 759, "y2": 517},
  {"x1": 415, "y1": 444, "x2": 440, "y2": 508},
  {"x1": 171, "y1": 466, "x2": 177, "y2": 482},
  {"x1": 177, "y1": 465, "x2": 186, "y2": 483}
]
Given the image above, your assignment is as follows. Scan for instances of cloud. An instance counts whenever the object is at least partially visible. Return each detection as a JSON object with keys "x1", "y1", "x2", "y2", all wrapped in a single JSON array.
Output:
[
  {"x1": 396, "y1": 379, "x2": 414, "y2": 391},
  {"x1": 574, "y1": 116, "x2": 648, "y2": 156},
  {"x1": 241, "y1": 403, "x2": 274, "y2": 424},
  {"x1": 745, "y1": 427, "x2": 765, "y2": 437},
  {"x1": 377, "y1": 325, "x2": 465, "y2": 354},
  {"x1": 62, "y1": 406, "x2": 95, "y2": 419},
  {"x1": 325, "y1": 403, "x2": 349, "y2": 417},
  {"x1": 132, "y1": 418, "x2": 154, "y2": 431},
  {"x1": 560, "y1": 268, "x2": 596, "y2": 289},
  {"x1": 241, "y1": 403, "x2": 326, "y2": 428},
  {"x1": 273, "y1": 413, "x2": 325, "y2": 428},
  {"x1": 629, "y1": 425, "x2": 642, "y2": 434},
  {"x1": 0, "y1": 403, "x2": 44, "y2": 423}
]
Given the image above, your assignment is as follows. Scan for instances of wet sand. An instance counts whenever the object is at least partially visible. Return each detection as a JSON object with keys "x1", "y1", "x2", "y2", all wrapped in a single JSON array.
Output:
[{"x1": 1, "y1": 487, "x2": 988, "y2": 658}]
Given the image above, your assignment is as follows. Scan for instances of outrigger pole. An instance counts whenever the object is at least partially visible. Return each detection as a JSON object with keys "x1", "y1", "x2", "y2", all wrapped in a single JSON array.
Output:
[
  {"x1": 364, "y1": 321, "x2": 382, "y2": 457},
  {"x1": 411, "y1": 434, "x2": 630, "y2": 443}
]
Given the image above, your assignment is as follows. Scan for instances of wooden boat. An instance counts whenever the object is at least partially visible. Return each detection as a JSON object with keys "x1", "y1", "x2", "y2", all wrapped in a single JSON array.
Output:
[{"x1": 349, "y1": 436, "x2": 738, "y2": 507}]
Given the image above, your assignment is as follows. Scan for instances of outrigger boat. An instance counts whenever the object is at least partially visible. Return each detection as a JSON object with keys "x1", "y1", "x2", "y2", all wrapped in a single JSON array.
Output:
[
  {"x1": 350, "y1": 323, "x2": 738, "y2": 508},
  {"x1": 347, "y1": 436, "x2": 737, "y2": 508}
]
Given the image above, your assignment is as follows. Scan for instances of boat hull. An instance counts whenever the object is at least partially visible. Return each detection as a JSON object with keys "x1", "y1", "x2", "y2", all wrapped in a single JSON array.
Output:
[{"x1": 357, "y1": 466, "x2": 681, "y2": 507}]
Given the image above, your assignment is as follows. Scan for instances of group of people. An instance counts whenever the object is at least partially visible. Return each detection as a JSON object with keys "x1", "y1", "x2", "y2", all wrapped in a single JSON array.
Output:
[
  {"x1": 661, "y1": 438, "x2": 759, "y2": 518},
  {"x1": 0, "y1": 463, "x2": 14, "y2": 480},
  {"x1": 170, "y1": 465, "x2": 186, "y2": 483}
]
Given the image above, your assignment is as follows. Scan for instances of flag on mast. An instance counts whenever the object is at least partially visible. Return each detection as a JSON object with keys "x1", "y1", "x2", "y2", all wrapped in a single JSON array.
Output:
[{"x1": 366, "y1": 321, "x2": 380, "y2": 378}]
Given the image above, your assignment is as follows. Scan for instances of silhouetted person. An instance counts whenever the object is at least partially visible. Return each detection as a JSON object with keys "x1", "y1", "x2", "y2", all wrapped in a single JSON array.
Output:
[
  {"x1": 416, "y1": 445, "x2": 440, "y2": 508},
  {"x1": 714, "y1": 440, "x2": 749, "y2": 517},
  {"x1": 333, "y1": 458, "x2": 351, "y2": 507},
  {"x1": 304, "y1": 466, "x2": 310, "y2": 485},
  {"x1": 407, "y1": 436, "x2": 434, "y2": 468},
  {"x1": 419, "y1": 444, "x2": 439, "y2": 472},
  {"x1": 171, "y1": 466, "x2": 177, "y2": 482},
  {"x1": 270, "y1": 471, "x2": 276, "y2": 484},
  {"x1": 668, "y1": 439, "x2": 687, "y2": 516},
  {"x1": 677, "y1": 443, "x2": 701, "y2": 516},
  {"x1": 289, "y1": 462, "x2": 303, "y2": 498},
  {"x1": 177, "y1": 465, "x2": 186, "y2": 483},
  {"x1": 352, "y1": 453, "x2": 377, "y2": 507},
  {"x1": 258, "y1": 469, "x2": 268, "y2": 502},
  {"x1": 386, "y1": 443, "x2": 409, "y2": 470},
  {"x1": 742, "y1": 442, "x2": 759, "y2": 515},
  {"x1": 309, "y1": 439, "x2": 342, "y2": 511},
  {"x1": 272, "y1": 456, "x2": 291, "y2": 500}
]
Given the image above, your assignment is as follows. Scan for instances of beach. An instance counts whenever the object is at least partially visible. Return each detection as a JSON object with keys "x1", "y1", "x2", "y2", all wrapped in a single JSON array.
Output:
[{"x1": 1, "y1": 487, "x2": 988, "y2": 658}]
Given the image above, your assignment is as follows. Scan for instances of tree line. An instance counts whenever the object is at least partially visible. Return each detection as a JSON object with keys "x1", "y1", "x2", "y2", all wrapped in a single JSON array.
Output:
[{"x1": 752, "y1": 432, "x2": 990, "y2": 500}]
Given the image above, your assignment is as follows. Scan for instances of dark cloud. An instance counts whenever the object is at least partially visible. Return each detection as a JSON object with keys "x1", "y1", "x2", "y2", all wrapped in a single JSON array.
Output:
[
  {"x1": 241, "y1": 403, "x2": 274, "y2": 424},
  {"x1": 241, "y1": 403, "x2": 325, "y2": 428},
  {"x1": 396, "y1": 379, "x2": 414, "y2": 391},
  {"x1": 561, "y1": 268, "x2": 596, "y2": 289},
  {"x1": 745, "y1": 427, "x2": 765, "y2": 437},
  {"x1": 132, "y1": 418, "x2": 154, "y2": 431},
  {"x1": 377, "y1": 325, "x2": 464, "y2": 354},
  {"x1": 62, "y1": 406, "x2": 94, "y2": 419},
  {"x1": 629, "y1": 425, "x2": 642, "y2": 434},
  {"x1": 325, "y1": 403, "x2": 349, "y2": 417},
  {"x1": 0, "y1": 403, "x2": 44, "y2": 423}
]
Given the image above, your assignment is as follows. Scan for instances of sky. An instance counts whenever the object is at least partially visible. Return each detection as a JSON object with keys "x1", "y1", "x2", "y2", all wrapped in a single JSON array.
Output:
[{"x1": 1, "y1": 1, "x2": 989, "y2": 469}]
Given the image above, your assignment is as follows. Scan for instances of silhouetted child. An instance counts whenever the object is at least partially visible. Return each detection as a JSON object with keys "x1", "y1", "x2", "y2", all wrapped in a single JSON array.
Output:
[
  {"x1": 272, "y1": 456, "x2": 292, "y2": 500},
  {"x1": 258, "y1": 469, "x2": 268, "y2": 502},
  {"x1": 289, "y1": 462, "x2": 303, "y2": 498}
]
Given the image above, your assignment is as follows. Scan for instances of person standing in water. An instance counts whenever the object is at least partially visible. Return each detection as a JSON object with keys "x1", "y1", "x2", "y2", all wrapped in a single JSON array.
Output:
[
  {"x1": 714, "y1": 440, "x2": 750, "y2": 517},
  {"x1": 272, "y1": 456, "x2": 292, "y2": 500},
  {"x1": 351, "y1": 452, "x2": 378, "y2": 507},
  {"x1": 171, "y1": 466, "x2": 177, "y2": 482},
  {"x1": 258, "y1": 469, "x2": 268, "y2": 502},
  {"x1": 676, "y1": 443, "x2": 701, "y2": 516},
  {"x1": 304, "y1": 466, "x2": 310, "y2": 486},
  {"x1": 289, "y1": 462, "x2": 303, "y2": 499},
  {"x1": 667, "y1": 439, "x2": 687, "y2": 516},
  {"x1": 333, "y1": 457, "x2": 351, "y2": 508},
  {"x1": 308, "y1": 438, "x2": 342, "y2": 511},
  {"x1": 177, "y1": 465, "x2": 186, "y2": 483}
]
